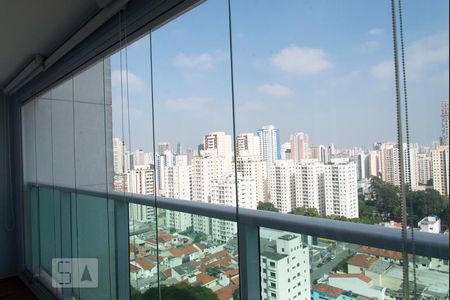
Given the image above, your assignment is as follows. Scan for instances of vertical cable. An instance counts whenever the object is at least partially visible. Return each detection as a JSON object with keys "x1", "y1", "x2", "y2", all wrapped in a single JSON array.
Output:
[
  {"x1": 397, "y1": 0, "x2": 417, "y2": 296},
  {"x1": 148, "y1": 32, "x2": 162, "y2": 300},
  {"x1": 390, "y1": 0, "x2": 409, "y2": 298},
  {"x1": 226, "y1": 0, "x2": 247, "y2": 298}
]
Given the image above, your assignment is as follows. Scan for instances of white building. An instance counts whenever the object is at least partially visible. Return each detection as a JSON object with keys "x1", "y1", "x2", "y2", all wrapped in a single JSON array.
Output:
[
  {"x1": 380, "y1": 143, "x2": 400, "y2": 187},
  {"x1": 418, "y1": 215, "x2": 441, "y2": 234},
  {"x1": 404, "y1": 143, "x2": 419, "y2": 191},
  {"x1": 431, "y1": 145, "x2": 449, "y2": 196},
  {"x1": 269, "y1": 159, "x2": 358, "y2": 218},
  {"x1": 260, "y1": 235, "x2": 310, "y2": 300},
  {"x1": 368, "y1": 150, "x2": 380, "y2": 177},
  {"x1": 417, "y1": 153, "x2": 432, "y2": 185},
  {"x1": 294, "y1": 161, "x2": 325, "y2": 215},
  {"x1": 127, "y1": 167, "x2": 155, "y2": 223},
  {"x1": 210, "y1": 172, "x2": 257, "y2": 242},
  {"x1": 236, "y1": 132, "x2": 260, "y2": 157},
  {"x1": 355, "y1": 151, "x2": 367, "y2": 181},
  {"x1": 280, "y1": 142, "x2": 291, "y2": 161},
  {"x1": 164, "y1": 155, "x2": 192, "y2": 232},
  {"x1": 203, "y1": 131, "x2": 232, "y2": 163},
  {"x1": 290, "y1": 132, "x2": 309, "y2": 162},
  {"x1": 113, "y1": 137, "x2": 129, "y2": 174},
  {"x1": 268, "y1": 160, "x2": 295, "y2": 213},
  {"x1": 235, "y1": 156, "x2": 267, "y2": 203},
  {"x1": 310, "y1": 144, "x2": 328, "y2": 164},
  {"x1": 324, "y1": 161, "x2": 359, "y2": 218},
  {"x1": 258, "y1": 125, "x2": 280, "y2": 166}
]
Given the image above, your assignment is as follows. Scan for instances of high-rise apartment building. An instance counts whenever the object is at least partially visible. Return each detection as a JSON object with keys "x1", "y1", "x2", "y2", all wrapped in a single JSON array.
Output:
[
  {"x1": 417, "y1": 154, "x2": 432, "y2": 185},
  {"x1": 368, "y1": 150, "x2": 380, "y2": 177},
  {"x1": 203, "y1": 131, "x2": 232, "y2": 162},
  {"x1": 404, "y1": 144, "x2": 419, "y2": 191},
  {"x1": 440, "y1": 100, "x2": 449, "y2": 146},
  {"x1": 236, "y1": 133, "x2": 261, "y2": 157},
  {"x1": 280, "y1": 142, "x2": 291, "y2": 160},
  {"x1": 290, "y1": 132, "x2": 309, "y2": 162},
  {"x1": 164, "y1": 155, "x2": 192, "y2": 232},
  {"x1": 268, "y1": 160, "x2": 296, "y2": 213},
  {"x1": 113, "y1": 137, "x2": 129, "y2": 174},
  {"x1": 310, "y1": 144, "x2": 328, "y2": 164},
  {"x1": 210, "y1": 172, "x2": 257, "y2": 242},
  {"x1": 431, "y1": 146, "x2": 449, "y2": 196},
  {"x1": 269, "y1": 160, "x2": 358, "y2": 218},
  {"x1": 258, "y1": 125, "x2": 281, "y2": 166},
  {"x1": 127, "y1": 167, "x2": 155, "y2": 223},
  {"x1": 235, "y1": 156, "x2": 267, "y2": 203},
  {"x1": 294, "y1": 161, "x2": 325, "y2": 214},
  {"x1": 380, "y1": 143, "x2": 400, "y2": 187},
  {"x1": 158, "y1": 142, "x2": 171, "y2": 155},
  {"x1": 324, "y1": 161, "x2": 359, "y2": 218},
  {"x1": 355, "y1": 151, "x2": 367, "y2": 181},
  {"x1": 260, "y1": 235, "x2": 310, "y2": 300}
]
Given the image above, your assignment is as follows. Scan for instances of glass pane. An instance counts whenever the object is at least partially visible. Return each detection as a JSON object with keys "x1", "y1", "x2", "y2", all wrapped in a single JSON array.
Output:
[
  {"x1": 260, "y1": 227, "x2": 449, "y2": 299},
  {"x1": 73, "y1": 60, "x2": 111, "y2": 192},
  {"x1": 131, "y1": 207, "x2": 239, "y2": 299},
  {"x1": 72, "y1": 193, "x2": 116, "y2": 300},
  {"x1": 150, "y1": 0, "x2": 240, "y2": 296},
  {"x1": 231, "y1": 0, "x2": 396, "y2": 219}
]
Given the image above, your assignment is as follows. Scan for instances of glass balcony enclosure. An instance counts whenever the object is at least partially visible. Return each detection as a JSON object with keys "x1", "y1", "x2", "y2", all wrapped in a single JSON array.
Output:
[{"x1": 18, "y1": 0, "x2": 448, "y2": 299}]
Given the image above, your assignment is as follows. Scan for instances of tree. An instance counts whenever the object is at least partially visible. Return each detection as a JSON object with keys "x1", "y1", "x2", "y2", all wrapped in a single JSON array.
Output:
[
  {"x1": 290, "y1": 207, "x2": 319, "y2": 217},
  {"x1": 407, "y1": 189, "x2": 448, "y2": 225},
  {"x1": 371, "y1": 177, "x2": 401, "y2": 220},
  {"x1": 140, "y1": 283, "x2": 218, "y2": 300},
  {"x1": 205, "y1": 266, "x2": 221, "y2": 277},
  {"x1": 257, "y1": 201, "x2": 279, "y2": 212}
]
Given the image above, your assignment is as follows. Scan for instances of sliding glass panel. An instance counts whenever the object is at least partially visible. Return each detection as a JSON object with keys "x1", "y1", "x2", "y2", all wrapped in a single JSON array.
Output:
[
  {"x1": 130, "y1": 206, "x2": 240, "y2": 299},
  {"x1": 260, "y1": 227, "x2": 449, "y2": 299},
  {"x1": 71, "y1": 193, "x2": 116, "y2": 300},
  {"x1": 150, "y1": 0, "x2": 240, "y2": 296}
]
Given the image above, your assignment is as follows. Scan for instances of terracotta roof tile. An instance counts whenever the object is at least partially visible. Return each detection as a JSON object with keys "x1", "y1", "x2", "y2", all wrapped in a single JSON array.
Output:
[
  {"x1": 313, "y1": 283, "x2": 346, "y2": 298},
  {"x1": 347, "y1": 254, "x2": 378, "y2": 268},
  {"x1": 135, "y1": 257, "x2": 156, "y2": 271},
  {"x1": 197, "y1": 273, "x2": 216, "y2": 285}
]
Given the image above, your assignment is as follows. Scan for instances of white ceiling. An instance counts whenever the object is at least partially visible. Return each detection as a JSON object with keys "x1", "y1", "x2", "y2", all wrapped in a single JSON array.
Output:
[{"x1": 0, "y1": 0, "x2": 103, "y2": 89}]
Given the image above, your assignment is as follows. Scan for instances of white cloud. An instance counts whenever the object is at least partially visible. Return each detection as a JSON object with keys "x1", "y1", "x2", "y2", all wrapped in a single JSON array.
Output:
[
  {"x1": 166, "y1": 96, "x2": 212, "y2": 111},
  {"x1": 368, "y1": 28, "x2": 384, "y2": 36},
  {"x1": 111, "y1": 70, "x2": 146, "y2": 92},
  {"x1": 359, "y1": 40, "x2": 380, "y2": 52},
  {"x1": 271, "y1": 45, "x2": 333, "y2": 75},
  {"x1": 370, "y1": 31, "x2": 449, "y2": 81},
  {"x1": 371, "y1": 60, "x2": 393, "y2": 80},
  {"x1": 173, "y1": 50, "x2": 227, "y2": 69},
  {"x1": 257, "y1": 83, "x2": 293, "y2": 97},
  {"x1": 406, "y1": 31, "x2": 449, "y2": 80}
]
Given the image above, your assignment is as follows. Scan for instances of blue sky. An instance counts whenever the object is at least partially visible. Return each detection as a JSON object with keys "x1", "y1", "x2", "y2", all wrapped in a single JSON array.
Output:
[{"x1": 110, "y1": 0, "x2": 449, "y2": 153}]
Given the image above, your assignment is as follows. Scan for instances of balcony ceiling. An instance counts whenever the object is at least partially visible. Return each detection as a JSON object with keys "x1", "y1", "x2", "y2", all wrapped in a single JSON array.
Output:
[{"x1": 0, "y1": 0, "x2": 106, "y2": 89}]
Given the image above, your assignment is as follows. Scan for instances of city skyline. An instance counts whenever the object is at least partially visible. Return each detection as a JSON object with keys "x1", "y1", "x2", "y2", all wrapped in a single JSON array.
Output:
[{"x1": 110, "y1": 0, "x2": 449, "y2": 152}]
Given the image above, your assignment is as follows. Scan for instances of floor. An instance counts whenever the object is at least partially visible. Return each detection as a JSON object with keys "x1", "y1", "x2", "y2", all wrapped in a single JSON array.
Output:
[{"x1": 0, "y1": 277, "x2": 37, "y2": 299}]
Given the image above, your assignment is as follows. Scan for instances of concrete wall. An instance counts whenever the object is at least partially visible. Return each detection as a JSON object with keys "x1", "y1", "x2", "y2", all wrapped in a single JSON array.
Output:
[{"x1": 0, "y1": 91, "x2": 17, "y2": 278}]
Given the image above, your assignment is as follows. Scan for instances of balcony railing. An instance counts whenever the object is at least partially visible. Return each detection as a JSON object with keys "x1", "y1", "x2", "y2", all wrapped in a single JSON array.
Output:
[{"x1": 25, "y1": 183, "x2": 449, "y2": 300}]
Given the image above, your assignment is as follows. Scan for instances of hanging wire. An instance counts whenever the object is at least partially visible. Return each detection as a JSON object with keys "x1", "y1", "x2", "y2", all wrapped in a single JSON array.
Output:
[
  {"x1": 390, "y1": 0, "x2": 410, "y2": 298},
  {"x1": 397, "y1": 0, "x2": 417, "y2": 296},
  {"x1": 148, "y1": 32, "x2": 162, "y2": 300},
  {"x1": 226, "y1": 0, "x2": 244, "y2": 297}
]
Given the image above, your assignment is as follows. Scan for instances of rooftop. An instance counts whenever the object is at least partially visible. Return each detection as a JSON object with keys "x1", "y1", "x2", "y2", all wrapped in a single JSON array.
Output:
[{"x1": 347, "y1": 254, "x2": 378, "y2": 268}]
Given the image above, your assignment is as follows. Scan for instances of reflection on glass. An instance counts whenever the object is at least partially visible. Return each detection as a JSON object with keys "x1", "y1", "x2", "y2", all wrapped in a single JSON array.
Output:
[{"x1": 260, "y1": 228, "x2": 449, "y2": 299}]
